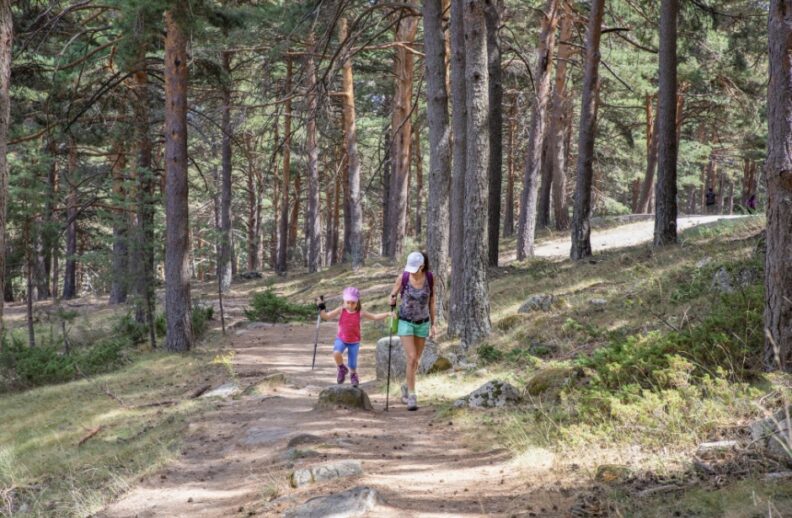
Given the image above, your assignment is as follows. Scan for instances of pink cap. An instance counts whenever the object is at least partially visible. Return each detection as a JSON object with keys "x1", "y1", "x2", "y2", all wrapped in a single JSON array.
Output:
[{"x1": 342, "y1": 287, "x2": 360, "y2": 302}]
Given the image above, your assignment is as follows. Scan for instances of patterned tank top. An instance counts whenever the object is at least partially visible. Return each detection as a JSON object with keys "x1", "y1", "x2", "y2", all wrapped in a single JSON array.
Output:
[
  {"x1": 399, "y1": 276, "x2": 430, "y2": 322},
  {"x1": 337, "y1": 308, "x2": 361, "y2": 343}
]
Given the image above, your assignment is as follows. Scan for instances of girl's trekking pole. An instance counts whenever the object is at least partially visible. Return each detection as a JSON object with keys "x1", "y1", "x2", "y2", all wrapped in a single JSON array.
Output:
[
  {"x1": 385, "y1": 304, "x2": 396, "y2": 411},
  {"x1": 311, "y1": 296, "x2": 323, "y2": 369}
]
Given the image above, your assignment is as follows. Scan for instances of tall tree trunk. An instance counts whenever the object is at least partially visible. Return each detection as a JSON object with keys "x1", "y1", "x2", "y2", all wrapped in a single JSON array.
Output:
[
  {"x1": 462, "y1": 0, "x2": 491, "y2": 347},
  {"x1": 382, "y1": 139, "x2": 391, "y2": 256},
  {"x1": 413, "y1": 122, "x2": 423, "y2": 239},
  {"x1": 218, "y1": 51, "x2": 233, "y2": 292},
  {"x1": 62, "y1": 138, "x2": 78, "y2": 299},
  {"x1": 653, "y1": 0, "x2": 679, "y2": 246},
  {"x1": 570, "y1": 0, "x2": 605, "y2": 260},
  {"x1": 0, "y1": 0, "x2": 8, "y2": 335},
  {"x1": 503, "y1": 96, "x2": 516, "y2": 236},
  {"x1": 765, "y1": 0, "x2": 792, "y2": 371},
  {"x1": 387, "y1": 8, "x2": 418, "y2": 259},
  {"x1": 423, "y1": 0, "x2": 451, "y2": 324},
  {"x1": 637, "y1": 94, "x2": 659, "y2": 213},
  {"x1": 716, "y1": 170, "x2": 725, "y2": 213},
  {"x1": 277, "y1": 57, "x2": 291, "y2": 273},
  {"x1": 164, "y1": 7, "x2": 193, "y2": 352},
  {"x1": 448, "y1": 0, "x2": 467, "y2": 337},
  {"x1": 306, "y1": 32, "x2": 321, "y2": 273},
  {"x1": 43, "y1": 141, "x2": 58, "y2": 300},
  {"x1": 339, "y1": 18, "x2": 364, "y2": 268},
  {"x1": 486, "y1": 0, "x2": 503, "y2": 267},
  {"x1": 109, "y1": 145, "x2": 129, "y2": 304},
  {"x1": 289, "y1": 168, "x2": 301, "y2": 251},
  {"x1": 727, "y1": 180, "x2": 734, "y2": 214},
  {"x1": 550, "y1": 5, "x2": 572, "y2": 230},
  {"x1": 536, "y1": 134, "x2": 553, "y2": 229},
  {"x1": 517, "y1": 0, "x2": 558, "y2": 260},
  {"x1": 24, "y1": 221, "x2": 34, "y2": 347}
]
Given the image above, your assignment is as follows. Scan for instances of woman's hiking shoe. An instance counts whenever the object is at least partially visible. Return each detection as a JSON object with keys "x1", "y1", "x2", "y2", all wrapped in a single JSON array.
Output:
[
  {"x1": 336, "y1": 364, "x2": 348, "y2": 384},
  {"x1": 407, "y1": 394, "x2": 418, "y2": 411},
  {"x1": 400, "y1": 384, "x2": 409, "y2": 405},
  {"x1": 350, "y1": 372, "x2": 359, "y2": 387}
]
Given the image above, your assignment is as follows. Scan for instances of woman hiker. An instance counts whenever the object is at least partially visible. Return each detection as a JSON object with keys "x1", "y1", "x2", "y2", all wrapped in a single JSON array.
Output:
[{"x1": 388, "y1": 251, "x2": 436, "y2": 411}]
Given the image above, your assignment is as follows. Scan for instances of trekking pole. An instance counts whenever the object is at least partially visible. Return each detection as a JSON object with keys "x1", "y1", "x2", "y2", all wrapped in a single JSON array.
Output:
[
  {"x1": 311, "y1": 295, "x2": 324, "y2": 370},
  {"x1": 385, "y1": 304, "x2": 396, "y2": 411}
]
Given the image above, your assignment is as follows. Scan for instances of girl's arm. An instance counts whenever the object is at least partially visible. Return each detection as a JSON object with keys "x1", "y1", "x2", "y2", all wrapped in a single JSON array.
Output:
[
  {"x1": 319, "y1": 306, "x2": 343, "y2": 320},
  {"x1": 388, "y1": 275, "x2": 402, "y2": 307},
  {"x1": 361, "y1": 309, "x2": 390, "y2": 321}
]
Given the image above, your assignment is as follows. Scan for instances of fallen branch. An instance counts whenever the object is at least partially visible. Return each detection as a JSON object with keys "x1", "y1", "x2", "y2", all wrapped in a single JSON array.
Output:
[
  {"x1": 77, "y1": 426, "x2": 103, "y2": 447},
  {"x1": 103, "y1": 385, "x2": 129, "y2": 408},
  {"x1": 190, "y1": 384, "x2": 212, "y2": 398},
  {"x1": 134, "y1": 400, "x2": 177, "y2": 409}
]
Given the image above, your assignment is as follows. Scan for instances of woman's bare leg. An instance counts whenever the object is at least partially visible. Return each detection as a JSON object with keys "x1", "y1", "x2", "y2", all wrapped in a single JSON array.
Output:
[{"x1": 402, "y1": 335, "x2": 426, "y2": 393}]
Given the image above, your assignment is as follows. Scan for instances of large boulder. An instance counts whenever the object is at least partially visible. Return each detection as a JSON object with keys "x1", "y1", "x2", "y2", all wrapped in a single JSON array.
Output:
[
  {"x1": 289, "y1": 460, "x2": 363, "y2": 488},
  {"x1": 749, "y1": 406, "x2": 792, "y2": 460},
  {"x1": 454, "y1": 380, "x2": 521, "y2": 409},
  {"x1": 284, "y1": 486, "x2": 383, "y2": 518},
  {"x1": 518, "y1": 294, "x2": 555, "y2": 313},
  {"x1": 316, "y1": 386, "x2": 372, "y2": 411},
  {"x1": 375, "y1": 337, "x2": 452, "y2": 380}
]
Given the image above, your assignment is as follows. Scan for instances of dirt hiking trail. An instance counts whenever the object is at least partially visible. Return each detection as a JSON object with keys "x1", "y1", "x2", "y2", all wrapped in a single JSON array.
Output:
[{"x1": 99, "y1": 319, "x2": 574, "y2": 517}]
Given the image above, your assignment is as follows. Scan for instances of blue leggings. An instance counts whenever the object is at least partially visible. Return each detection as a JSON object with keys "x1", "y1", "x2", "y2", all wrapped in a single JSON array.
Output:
[{"x1": 333, "y1": 338, "x2": 360, "y2": 369}]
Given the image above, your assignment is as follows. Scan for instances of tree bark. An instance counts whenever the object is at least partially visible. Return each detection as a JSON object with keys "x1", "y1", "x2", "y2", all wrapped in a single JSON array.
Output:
[
  {"x1": 536, "y1": 133, "x2": 553, "y2": 229},
  {"x1": 63, "y1": 138, "x2": 78, "y2": 299},
  {"x1": 448, "y1": 0, "x2": 467, "y2": 337},
  {"x1": 653, "y1": 0, "x2": 679, "y2": 247},
  {"x1": 570, "y1": 0, "x2": 605, "y2": 260},
  {"x1": 413, "y1": 122, "x2": 423, "y2": 239},
  {"x1": 550, "y1": 5, "x2": 573, "y2": 230},
  {"x1": 423, "y1": 0, "x2": 451, "y2": 324},
  {"x1": 164, "y1": 8, "x2": 193, "y2": 352},
  {"x1": 386, "y1": 6, "x2": 418, "y2": 259},
  {"x1": 218, "y1": 51, "x2": 234, "y2": 292},
  {"x1": 503, "y1": 96, "x2": 516, "y2": 236},
  {"x1": 765, "y1": 0, "x2": 792, "y2": 371},
  {"x1": 339, "y1": 18, "x2": 364, "y2": 269},
  {"x1": 277, "y1": 57, "x2": 291, "y2": 273},
  {"x1": 517, "y1": 0, "x2": 558, "y2": 260},
  {"x1": 637, "y1": 94, "x2": 659, "y2": 213},
  {"x1": 109, "y1": 144, "x2": 129, "y2": 304},
  {"x1": 306, "y1": 32, "x2": 321, "y2": 273},
  {"x1": 486, "y1": 0, "x2": 503, "y2": 267},
  {"x1": 462, "y1": 0, "x2": 492, "y2": 347},
  {"x1": 0, "y1": 0, "x2": 8, "y2": 335}
]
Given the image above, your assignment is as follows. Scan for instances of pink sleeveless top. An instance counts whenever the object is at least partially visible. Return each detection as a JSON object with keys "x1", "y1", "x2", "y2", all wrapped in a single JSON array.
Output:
[{"x1": 338, "y1": 309, "x2": 361, "y2": 343}]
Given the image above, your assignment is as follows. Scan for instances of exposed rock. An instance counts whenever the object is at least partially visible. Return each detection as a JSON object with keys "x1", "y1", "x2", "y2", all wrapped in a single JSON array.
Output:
[
  {"x1": 289, "y1": 460, "x2": 363, "y2": 488},
  {"x1": 594, "y1": 464, "x2": 631, "y2": 484},
  {"x1": 248, "y1": 321, "x2": 272, "y2": 330},
  {"x1": 284, "y1": 486, "x2": 383, "y2": 518},
  {"x1": 201, "y1": 382, "x2": 241, "y2": 399},
  {"x1": 589, "y1": 298, "x2": 607, "y2": 309},
  {"x1": 281, "y1": 448, "x2": 320, "y2": 461},
  {"x1": 712, "y1": 266, "x2": 761, "y2": 294},
  {"x1": 287, "y1": 433, "x2": 324, "y2": 448},
  {"x1": 749, "y1": 406, "x2": 792, "y2": 459},
  {"x1": 518, "y1": 294, "x2": 555, "y2": 313},
  {"x1": 238, "y1": 271, "x2": 263, "y2": 280},
  {"x1": 316, "y1": 386, "x2": 373, "y2": 411},
  {"x1": 526, "y1": 368, "x2": 573, "y2": 397},
  {"x1": 242, "y1": 426, "x2": 291, "y2": 446},
  {"x1": 454, "y1": 380, "x2": 521, "y2": 409},
  {"x1": 375, "y1": 337, "x2": 451, "y2": 380},
  {"x1": 696, "y1": 440, "x2": 738, "y2": 458},
  {"x1": 696, "y1": 257, "x2": 713, "y2": 269}
]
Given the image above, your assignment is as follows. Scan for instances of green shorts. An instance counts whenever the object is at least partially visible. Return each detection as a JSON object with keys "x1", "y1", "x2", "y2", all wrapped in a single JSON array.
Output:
[{"x1": 397, "y1": 319, "x2": 430, "y2": 338}]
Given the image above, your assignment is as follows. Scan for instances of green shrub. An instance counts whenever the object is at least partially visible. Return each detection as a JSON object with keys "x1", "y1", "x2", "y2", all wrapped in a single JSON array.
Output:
[
  {"x1": 114, "y1": 313, "x2": 149, "y2": 344},
  {"x1": 244, "y1": 290, "x2": 314, "y2": 322},
  {"x1": 154, "y1": 303, "x2": 214, "y2": 339},
  {"x1": 577, "y1": 285, "x2": 764, "y2": 394},
  {"x1": 477, "y1": 343, "x2": 503, "y2": 364}
]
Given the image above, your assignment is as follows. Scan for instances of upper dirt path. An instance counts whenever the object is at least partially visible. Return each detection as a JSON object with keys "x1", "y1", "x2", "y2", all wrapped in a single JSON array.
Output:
[{"x1": 97, "y1": 215, "x2": 745, "y2": 517}]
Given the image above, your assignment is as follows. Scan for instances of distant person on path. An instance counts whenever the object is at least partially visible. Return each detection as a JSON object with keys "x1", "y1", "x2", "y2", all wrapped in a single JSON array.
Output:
[
  {"x1": 317, "y1": 287, "x2": 390, "y2": 387},
  {"x1": 705, "y1": 187, "x2": 717, "y2": 214},
  {"x1": 747, "y1": 193, "x2": 757, "y2": 214},
  {"x1": 388, "y1": 251, "x2": 436, "y2": 411}
]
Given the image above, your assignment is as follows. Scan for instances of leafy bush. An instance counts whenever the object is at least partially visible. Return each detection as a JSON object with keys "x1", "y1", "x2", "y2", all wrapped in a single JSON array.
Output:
[
  {"x1": 114, "y1": 313, "x2": 149, "y2": 344},
  {"x1": 154, "y1": 303, "x2": 214, "y2": 339},
  {"x1": 0, "y1": 335, "x2": 129, "y2": 391},
  {"x1": 577, "y1": 285, "x2": 763, "y2": 394},
  {"x1": 477, "y1": 343, "x2": 503, "y2": 364},
  {"x1": 244, "y1": 290, "x2": 314, "y2": 322}
]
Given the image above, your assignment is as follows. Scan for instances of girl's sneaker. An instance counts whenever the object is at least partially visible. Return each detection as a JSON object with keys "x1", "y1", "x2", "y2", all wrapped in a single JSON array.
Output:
[
  {"x1": 336, "y1": 364, "x2": 348, "y2": 384},
  {"x1": 400, "y1": 384, "x2": 409, "y2": 405},
  {"x1": 350, "y1": 373, "x2": 359, "y2": 387}
]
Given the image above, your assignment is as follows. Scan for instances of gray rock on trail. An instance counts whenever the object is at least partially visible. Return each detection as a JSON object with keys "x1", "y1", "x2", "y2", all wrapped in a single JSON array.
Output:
[
  {"x1": 201, "y1": 382, "x2": 241, "y2": 399},
  {"x1": 284, "y1": 486, "x2": 383, "y2": 518},
  {"x1": 287, "y1": 433, "x2": 324, "y2": 448},
  {"x1": 316, "y1": 386, "x2": 373, "y2": 411},
  {"x1": 289, "y1": 460, "x2": 364, "y2": 488},
  {"x1": 454, "y1": 380, "x2": 522, "y2": 409},
  {"x1": 375, "y1": 337, "x2": 452, "y2": 380},
  {"x1": 518, "y1": 294, "x2": 555, "y2": 313}
]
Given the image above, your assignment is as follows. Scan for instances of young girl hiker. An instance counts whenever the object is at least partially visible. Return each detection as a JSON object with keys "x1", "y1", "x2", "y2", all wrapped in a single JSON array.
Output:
[
  {"x1": 388, "y1": 251, "x2": 436, "y2": 411},
  {"x1": 317, "y1": 287, "x2": 390, "y2": 387}
]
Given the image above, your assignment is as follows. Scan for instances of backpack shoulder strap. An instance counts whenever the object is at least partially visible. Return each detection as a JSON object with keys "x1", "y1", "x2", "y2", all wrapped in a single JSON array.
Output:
[
  {"x1": 401, "y1": 271, "x2": 409, "y2": 296},
  {"x1": 427, "y1": 271, "x2": 434, "y2": 297}
]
